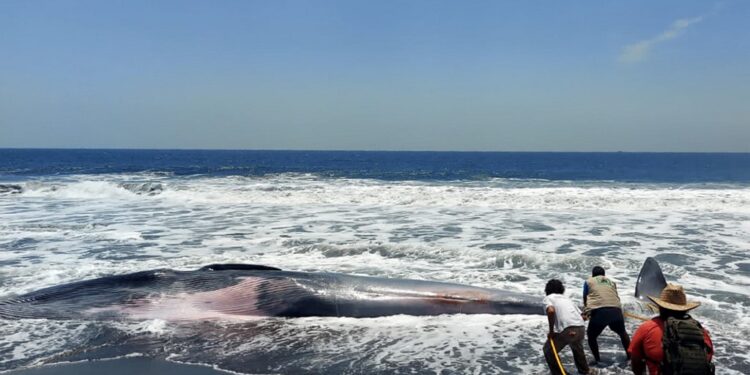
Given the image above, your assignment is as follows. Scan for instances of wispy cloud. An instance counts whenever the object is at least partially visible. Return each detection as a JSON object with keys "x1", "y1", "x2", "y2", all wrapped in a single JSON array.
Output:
[{"x1": 618, "y1": 16, "x2": 705, "y2": 64}]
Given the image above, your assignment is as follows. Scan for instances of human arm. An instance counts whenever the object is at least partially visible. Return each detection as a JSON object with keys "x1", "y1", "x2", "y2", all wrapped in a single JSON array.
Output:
[
  {"x1": 630, "y1": 356, "x2": 646, "y2": 375},
  {"x1": 628, "y1": 323, "x2": 648, "y2": 375},
  {"x1": 704, "y1": 328, "x2": 714, "y2": 361},
  {"x1": 582, "y1": 281, "x2": 589, "y2": 307},
  {"x1": 546, "y1": 306, "x2": 556, "y2": 338}
]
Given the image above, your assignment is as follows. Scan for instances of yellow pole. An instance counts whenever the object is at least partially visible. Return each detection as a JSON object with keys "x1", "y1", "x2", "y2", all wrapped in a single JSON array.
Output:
[{"x1": 550, "y1": 337, "x2": 567, "y2": 375}]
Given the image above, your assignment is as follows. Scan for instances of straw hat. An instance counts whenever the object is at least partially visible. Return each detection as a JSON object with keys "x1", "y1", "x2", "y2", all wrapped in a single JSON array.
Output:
[{"x1": 648, "y1": 283, "x2": 701, "y2": 312}]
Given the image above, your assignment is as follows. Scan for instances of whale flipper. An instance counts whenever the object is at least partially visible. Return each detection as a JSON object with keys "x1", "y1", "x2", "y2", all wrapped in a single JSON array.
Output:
[{"x1": 635, "y1": 257, "x2": 667, "y2": 302}]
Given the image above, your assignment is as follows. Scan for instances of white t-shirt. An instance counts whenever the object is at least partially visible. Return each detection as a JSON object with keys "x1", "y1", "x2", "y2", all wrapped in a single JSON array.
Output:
[{"x1": 543, "y1": 293, "x2": 584, "y2": 333}]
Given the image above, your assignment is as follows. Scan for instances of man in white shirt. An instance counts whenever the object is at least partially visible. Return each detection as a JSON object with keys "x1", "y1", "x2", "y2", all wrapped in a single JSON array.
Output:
[{"x1": 543, "y1": 279, "x2": 593, "y2": 375}]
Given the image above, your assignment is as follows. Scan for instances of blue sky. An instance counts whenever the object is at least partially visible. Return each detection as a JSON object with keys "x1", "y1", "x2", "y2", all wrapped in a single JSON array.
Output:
[{"x1": 1, "y1": 0, "x2": 748, "y2": 151}]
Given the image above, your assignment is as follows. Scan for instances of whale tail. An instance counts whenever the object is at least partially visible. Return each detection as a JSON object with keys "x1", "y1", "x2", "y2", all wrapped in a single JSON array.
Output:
[{"x1": 635, "y1": 257, "x2": 667, "y2": 302}]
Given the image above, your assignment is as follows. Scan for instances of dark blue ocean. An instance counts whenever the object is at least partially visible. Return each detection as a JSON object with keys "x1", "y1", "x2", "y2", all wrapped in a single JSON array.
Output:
[
  {"x1": 1, "y1": 149, "x2": 749, "y2": 183},
  {"x1": 1, "y1": 148, "x2": 749, "y2": 374}
]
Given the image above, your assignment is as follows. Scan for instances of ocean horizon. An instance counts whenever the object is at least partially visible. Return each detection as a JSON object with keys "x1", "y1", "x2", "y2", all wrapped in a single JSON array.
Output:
[{"x1": 2, "y1": 148, "x2": 749, "y2": 183}]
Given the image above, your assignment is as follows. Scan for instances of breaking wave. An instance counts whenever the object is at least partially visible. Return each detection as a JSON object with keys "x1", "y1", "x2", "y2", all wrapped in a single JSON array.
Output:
[{"x1": 6, "y1": 175, "x2": 749, "y2": 212}]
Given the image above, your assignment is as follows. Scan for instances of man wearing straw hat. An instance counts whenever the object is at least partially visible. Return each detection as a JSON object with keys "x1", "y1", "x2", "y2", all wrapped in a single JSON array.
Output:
[{"x1": 628, "y1": 283, "x2": 714, "y2": 374}]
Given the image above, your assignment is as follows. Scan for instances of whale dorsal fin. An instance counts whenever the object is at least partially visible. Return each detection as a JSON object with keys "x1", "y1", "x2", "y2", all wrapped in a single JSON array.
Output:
[
  {"x1": 635, "y1": 257, "x2": 667, "y2": 301},
  {"x1": 199, "y1": 264, "x2": 281, "y2": 271}
]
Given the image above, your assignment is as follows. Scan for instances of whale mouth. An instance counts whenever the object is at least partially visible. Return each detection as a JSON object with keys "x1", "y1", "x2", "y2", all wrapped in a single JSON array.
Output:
[
  {"x1": 88, "y1": 276, "x2": 298, "y2": 321},
  {"x1": 0, "y1": 266, "x2": 304, "y2": 321}
]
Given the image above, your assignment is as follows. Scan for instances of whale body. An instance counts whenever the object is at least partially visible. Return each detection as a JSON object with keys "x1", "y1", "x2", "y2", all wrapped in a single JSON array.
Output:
[{"x1": 0, "y1": 264, "x2": 544, "y2": 321}]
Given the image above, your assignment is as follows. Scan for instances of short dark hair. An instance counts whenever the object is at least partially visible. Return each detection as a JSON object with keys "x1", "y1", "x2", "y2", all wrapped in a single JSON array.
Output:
[
  {"x1": 592, "y1": 266, "x2": 605, "y2": 277},
  {"x1": 545, "y1": 279, "x2": 565, "y2": 295}
]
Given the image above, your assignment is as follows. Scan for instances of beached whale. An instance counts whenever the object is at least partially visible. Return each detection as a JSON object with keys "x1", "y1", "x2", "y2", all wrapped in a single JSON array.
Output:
[
  {"x1": 0, "y1": 258, "x2": 667, "y2": 321},
  {"x1": 0, "y1": 264, "x2": 545, "y2": 321}
]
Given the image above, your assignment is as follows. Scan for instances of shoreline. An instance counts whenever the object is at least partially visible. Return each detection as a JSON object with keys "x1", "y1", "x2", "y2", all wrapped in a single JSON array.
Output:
[{"x1": 3, "y1": 357, "x2": 243, "y2": 375}]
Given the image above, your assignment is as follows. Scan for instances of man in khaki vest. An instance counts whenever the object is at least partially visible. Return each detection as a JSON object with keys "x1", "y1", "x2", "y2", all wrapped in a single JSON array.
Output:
[{"x1": 583, "y1": 266, "x2": 631, "y2": 363}]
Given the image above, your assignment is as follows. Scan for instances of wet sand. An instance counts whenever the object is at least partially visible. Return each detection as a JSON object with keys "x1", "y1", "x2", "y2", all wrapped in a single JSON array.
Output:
[{"x1": 4, "y1": 357, "x2": 240, "y2": 375}]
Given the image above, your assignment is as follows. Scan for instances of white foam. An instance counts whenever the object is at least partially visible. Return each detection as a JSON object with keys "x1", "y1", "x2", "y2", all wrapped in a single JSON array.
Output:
[
  {"x1": 154, "y1": 176, "x2": 750, "y2": 212},
  {"x1": 1, "y1": 174, "x2": 749, "y2": 372},
  {"x1": 22, "y1": 181, "x2": 139, "y2": 200}
]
